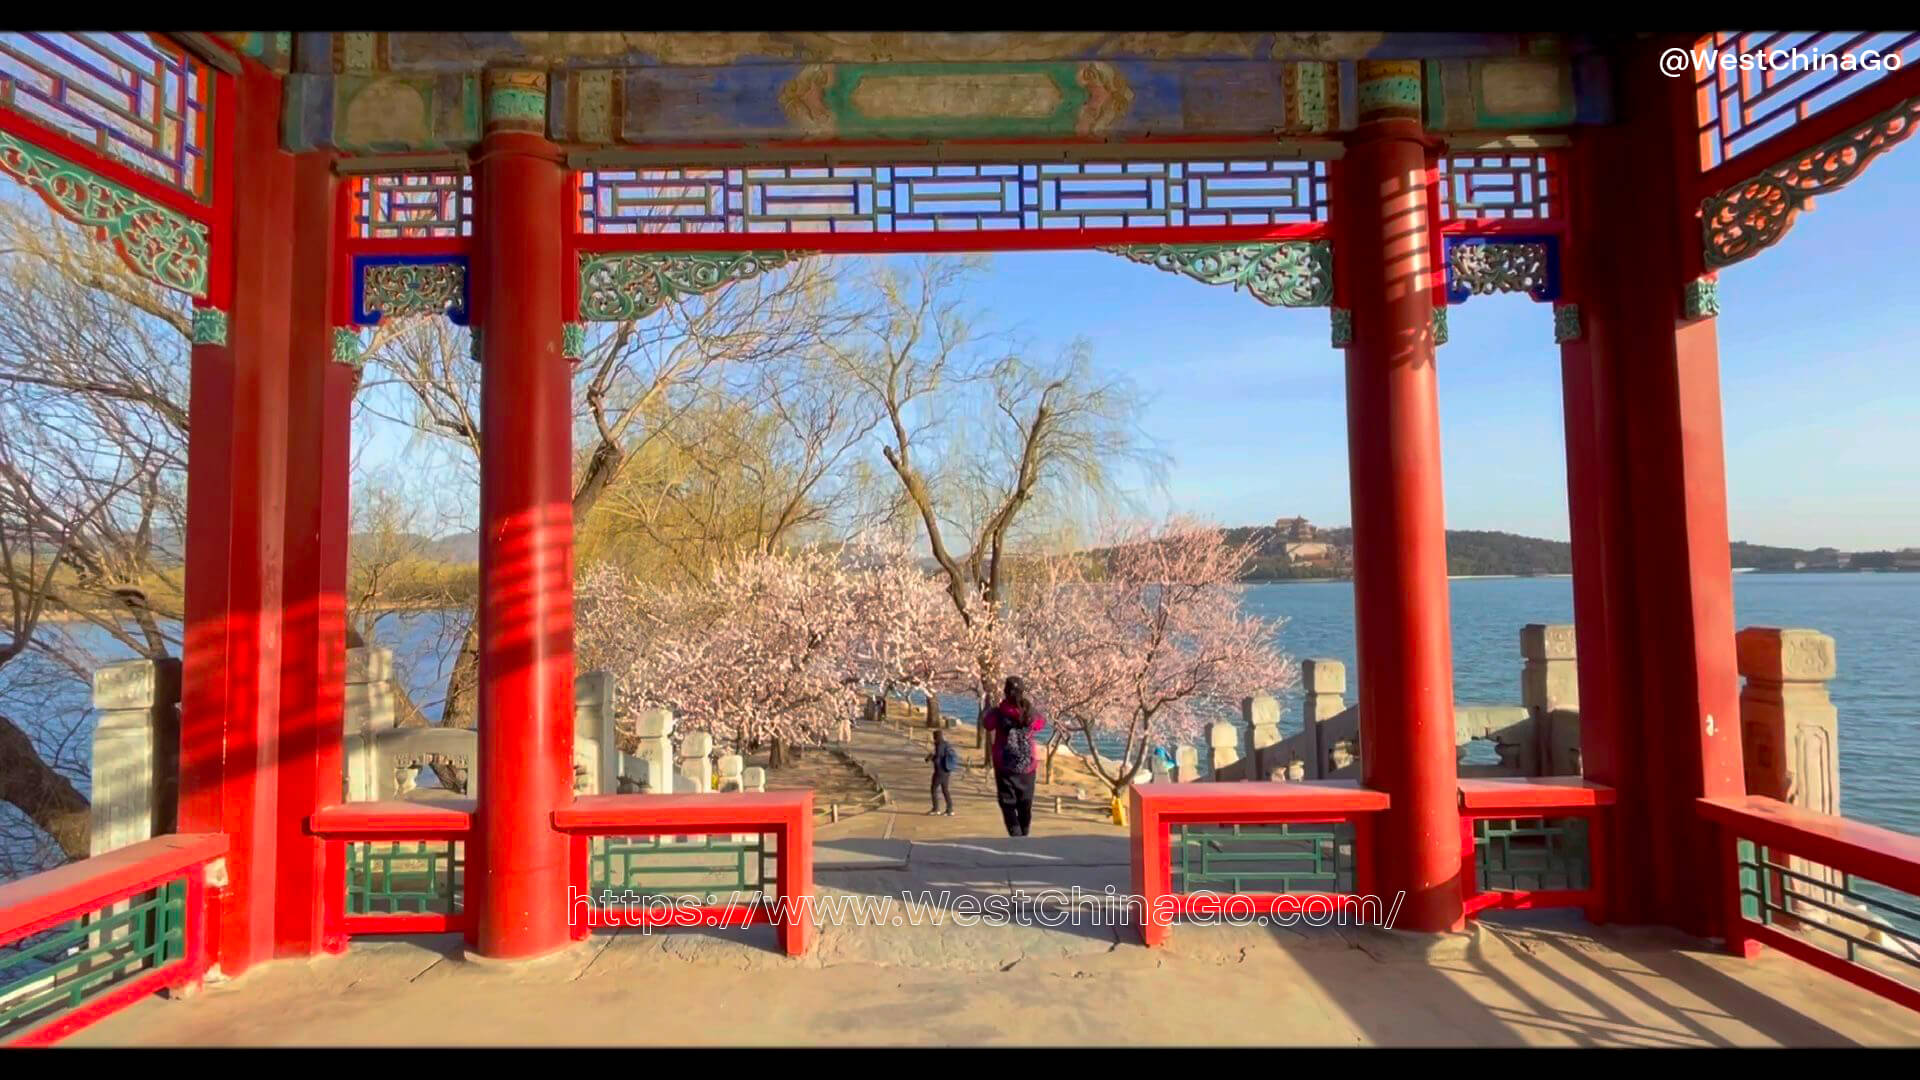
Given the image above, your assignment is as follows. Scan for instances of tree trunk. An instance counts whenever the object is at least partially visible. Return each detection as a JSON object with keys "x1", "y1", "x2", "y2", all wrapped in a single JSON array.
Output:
[
  {"x1": 770, "y1": 737, "x2": 791, "y2": 769},
  {"x1": 440, "y1": 622, "x2": 481, "y2": 728},
  {"x1": 0, "y1": 713, "x2": 90, "y2": 860}
]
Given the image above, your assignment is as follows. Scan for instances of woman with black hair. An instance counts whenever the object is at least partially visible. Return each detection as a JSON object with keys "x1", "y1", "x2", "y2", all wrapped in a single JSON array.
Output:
[{"x1": 980, "y1": 675, "x2": 1046, "y2": 837}]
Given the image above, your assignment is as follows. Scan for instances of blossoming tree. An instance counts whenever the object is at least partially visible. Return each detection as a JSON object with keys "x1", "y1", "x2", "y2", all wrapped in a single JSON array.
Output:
[{"x1": 1014, "y1": 519, "x2": 1296, "y2": 801}]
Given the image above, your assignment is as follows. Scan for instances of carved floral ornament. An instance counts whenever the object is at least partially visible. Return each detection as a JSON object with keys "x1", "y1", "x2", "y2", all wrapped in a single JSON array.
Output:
[
  {"x1": 1099, "y1": 241, "x2": 1333, "y2": 308},
  {"x1": 0, "y1": 131, "x2": 210, "y2": 298},
  {"x1": 577, "y1": 250, "x2": 812, "y2": 322},
  {"x1": 1703, "y1": 95, "x2": 1920, "y2": 270}
]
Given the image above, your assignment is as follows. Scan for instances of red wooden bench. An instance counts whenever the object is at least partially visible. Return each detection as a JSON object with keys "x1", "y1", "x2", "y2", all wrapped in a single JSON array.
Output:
[
  {"x1": 1129, "y1": 781, "x2": 1391, "y2": 947},
  {"x1": 552, "y1": 791, "x2": 814, "y2": 957},
  {"x1": 1, "y1": 833, "x2": 227, "y2": 1047},
  {"x1": 1457, "y1": 777, "x2": 1614, "y2": 922},
  {"x1": 1698, "y1": 794, "x2": 1920, "y2": 1013}
]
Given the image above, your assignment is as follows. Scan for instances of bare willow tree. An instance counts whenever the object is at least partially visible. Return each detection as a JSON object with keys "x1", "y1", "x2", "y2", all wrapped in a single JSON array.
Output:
[
  {"x1": 827, "y1": 255, "x2": 1165, "y2": 707},
  {"x1": 0, "y1": 197, "x2": 195, "y2": 870},
  {"x1": 357, "y1": 257, "x2": 873, "y2": 726}
]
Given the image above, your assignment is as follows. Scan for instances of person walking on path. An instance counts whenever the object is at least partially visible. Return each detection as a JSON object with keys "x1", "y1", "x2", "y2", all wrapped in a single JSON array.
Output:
[
  {"x1": 926, "y1": 729, "x2": 958, "y2": 815},
  {"x1": 981, "y1": 676, "x2": 1046, "y2": 837}
]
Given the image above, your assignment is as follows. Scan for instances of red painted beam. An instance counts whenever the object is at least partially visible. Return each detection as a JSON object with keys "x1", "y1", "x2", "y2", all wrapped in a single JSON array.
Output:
[
  {"x1": 553, "y1": 791, "x2": 814, "y2": 834},
  {"x1": 0, "y1": 834, "x2": 227, "y2": 945},
  {"x1": 1456, "y1": 778, "x2": 1617, "y2": 812},
  {"x1": 1697, "y1": 796, "x2": 1920, "y2": 897},
  {"x1": 308, "y1": 800, "x2": 476, "y2": 839}
]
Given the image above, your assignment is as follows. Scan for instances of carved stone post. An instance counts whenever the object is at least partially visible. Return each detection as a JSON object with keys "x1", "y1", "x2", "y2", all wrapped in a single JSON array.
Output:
[
  {"x1": 1521, "y1": 624, "x2": 1580, "y2": 776},
  {"x1": 342, "y1": 647, "x2": 395, "y2": 801},
  {"x1": 634, "y1": 708, "x2": 676, "y2": 794},
  {"x1": 1737, "y1": 627, "x2": 1842, "y2": 914},
  {"x1": 1244, "y1": 693, "x2": 1282, "y2": 777},
  {"x1": 716, "y1": 753, "x2": 745, "y2": 793},
  {"x1": 1208, "y1": 721, "x2": 1241, "y2": 780},
  {"x1": 742, "y1": 766, "x2": 767, "y2": 793},
  {"x1": 1174, "y1": 745, "x2": 1200, "y2": 784},
  {"x1": 1300, "y1": 659, "x2": 1347, "y2": 780},
  {"x1": 89, "y1": 659, "x2": 181, "y2": 855},
  {"x1": 574, "y1": 671, "x2": 615, "y2": 795},
  {"x1": 679, "y1": 731, "x2": 715, "y2": 793}
]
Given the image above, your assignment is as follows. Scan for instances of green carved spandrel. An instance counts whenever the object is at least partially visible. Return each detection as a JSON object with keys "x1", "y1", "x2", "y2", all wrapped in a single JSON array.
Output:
[
  {"x1": 578, "y1": 251, "x2": 813, "y2": 322},
  {"x1": 0, "y1": 131, "x2": 211, "y2": 298},
  {"x1": 1101, "y1": 241, "x2": 1333, "y2": 308}
]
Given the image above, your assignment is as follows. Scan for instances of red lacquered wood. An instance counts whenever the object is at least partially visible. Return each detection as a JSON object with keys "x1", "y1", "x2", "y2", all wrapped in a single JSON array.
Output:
[
  {"x1": 1456, "y1": 778, "x2": 1618, "y2": 812},
  {"x1": 553, "y1": 792, "x2": 813, "y2": 833},
  {"x1": 0, "y1": 834, "x2": 228, "y2": 945},
  {"x1": 307, "y1": 801, "x2": 476, "y2": 840},
  {"x1": 569, "y1": 222, "x2": 1324, "y2": 256},
  {"x1": 342, "y1": 913, "x2": 465, "y2": 936},
  {"x1": 1697, "y1": 796, "x2": 1920, "y2": 898},
  {"x1": 1691, "y1": 59, "x2": 1920, "y2": 202},
  {"x1": 1746, "y1": 922, "x2": 1920, "y2": 1014},
  {"x1": 1130, "y1": 782, "x2": 1390, "y2": 947},
  {"x1": 3, "y1": 962, "x2": 191, "y2": 1048}
]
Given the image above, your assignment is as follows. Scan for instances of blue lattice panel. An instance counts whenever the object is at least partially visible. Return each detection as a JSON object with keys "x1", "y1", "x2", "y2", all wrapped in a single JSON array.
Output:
[
  {"x1": 1696, "y1": 31, "x2": 1920, "y2": 171},
  {"x1": 1437, "y1": 153, "x2": 1557, "y2": 223},
  {"x1": 353, "y1": 172, "x2": 472, "y2": 239},
  {"x1": 0, "y1": 32, "x2": 210, "y2": 200},
  {"x1": 576, "y1": 158, "x2": 1329, "y2": 235}
]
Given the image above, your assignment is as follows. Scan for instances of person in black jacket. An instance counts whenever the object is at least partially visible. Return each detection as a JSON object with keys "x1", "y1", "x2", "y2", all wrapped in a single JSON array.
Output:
[{"x1": 926, "y1": 729, "x2": 957, "y2": 815}]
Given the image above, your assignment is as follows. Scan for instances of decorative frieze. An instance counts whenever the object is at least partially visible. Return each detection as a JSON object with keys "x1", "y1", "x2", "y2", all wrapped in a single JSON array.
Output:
[
  {"x1": 577, "y1": 251, "x2": 810, "y2": 322},
  {"x1": 1100, "y1": 241, "x2": 1332, "y2": 308},
  {"x1": 191, "y1": 307, "x2": 228, "y2": 346},
  {"x1": 352, "y1": 256, "x2": 470, "y2": 325},
  {"x1": 332, "y1": 328, "x2": 363, "y2": 367},
  {"x1": 1443, "y1": 235, "x2": 1559, "y2": 302},
  {"x1": 563, "y1": 322, "x2": 586, "y2": 361},
  {"x1": 1330, "y1": 307, "x2": 1353, "y2": 348},
  {"x1": 483, "y1": 68, "x2": 548, "y2": 134},
  {"x1": 1683, "y1": 276, "x2": 1720, "y2": 321},
  {"x1": 1552, "y1": 303, "x2": 1582, "y2": 344},
  {"x1": 1431, "y1": 305, "x2": 1449, "y2": 346}
]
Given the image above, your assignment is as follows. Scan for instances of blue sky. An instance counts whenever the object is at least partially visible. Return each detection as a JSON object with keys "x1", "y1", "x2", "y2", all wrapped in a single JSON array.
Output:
[{"x1": 966, "y1": 149, "x2": 1920, "y2": 552}]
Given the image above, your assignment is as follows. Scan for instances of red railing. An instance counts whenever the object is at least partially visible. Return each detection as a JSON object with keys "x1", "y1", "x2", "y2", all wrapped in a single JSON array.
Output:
[
  {"x1": 1699, "y1": 795, "x2": 1920, "y2": 1013},
  {"x1": 1129, "y1": 780, "x2": 1391, "y2": 947},
  {"x1": 0, "y1": 833, "x2": 226, "y2": 1046},
  {"x1": 1458, "y1": 777, "x2": 1614, "y2": 922},
  {"x1": 552, "y1": 792, "x2": 815, "y2": 957},
  {"x1": 307, "y1": 800, "x2": 475, "y2": 947}
]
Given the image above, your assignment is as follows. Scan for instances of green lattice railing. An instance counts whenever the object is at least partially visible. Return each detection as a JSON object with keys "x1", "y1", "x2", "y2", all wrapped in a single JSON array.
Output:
[
  {"x1": 0, "y1": 880, "x2": 186, "y2": 1039},
  {"x1": 1169, "y1": 824, "x2": 1353, "y2": 894},
  {"x1": 346, "y1": 842, "x2": 463, "y2": 915},
  {"x1": 588, "y1": 834, "x2": 773, "y2": 904},
  {"x1": 1473, "y1": 816, "x2": 1590, "y2": 892}
]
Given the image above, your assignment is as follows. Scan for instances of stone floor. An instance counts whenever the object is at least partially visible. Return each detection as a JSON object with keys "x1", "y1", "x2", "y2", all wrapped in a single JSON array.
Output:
[{"x1": 66, "y1": 726, "x2": 1920, "y2": 1046}]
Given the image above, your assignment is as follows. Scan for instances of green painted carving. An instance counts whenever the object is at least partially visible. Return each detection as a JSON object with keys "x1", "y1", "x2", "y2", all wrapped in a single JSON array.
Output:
[
  {"x1": 578, "y1": 251, "x2": 811, "y2": 322},
  {"x1": 562, "y1": 322, "x2": 586, "y2": 360},
  {"x1": 191, "y1": 307, "x2": 228, "y2": 346},
  {"x1": 1553, "y1": 303, "x2": 1581, "y2": 344},
  {"x1": 1702, "y1": 95, "x2": 1920, "y2": 270},
  {"x1": 0, "y1": 131, "x2": 210, "y2": 298},
  {"x1": 362, "y1": 262, "x2": 466, "y2": 320},
  {"x1": 1683, "y1": 277, "x2": 1719, "y2": 321},
  {"x1": 332, "y1": 328, "x2": 363, "y2": 366},
  {"x1": 1431, "y1": 305, "x2": 1449, "y2": 346},
  {"x1": 1330, "y1": 307, "x2": 1353, "y2": 349},
  {"x1": 1101, "y1": 242, "x2": 1332, "y2": 308},
  {"x1": 779, "y1": 62, "x2": 1131, "y2": 139}
]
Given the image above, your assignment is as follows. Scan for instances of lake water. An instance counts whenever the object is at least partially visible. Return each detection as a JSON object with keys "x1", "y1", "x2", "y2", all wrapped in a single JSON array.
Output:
[{"x1": 12, "y1": 573, "x2": 1919, "y2": 843}]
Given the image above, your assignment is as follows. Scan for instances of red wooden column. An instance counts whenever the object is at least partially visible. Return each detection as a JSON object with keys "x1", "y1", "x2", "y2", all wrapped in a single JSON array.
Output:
[
  {"x1": 178, "y1": 62, "x2": 294, "y2": 976},
  {"x1": 1559, "y1": 38, "x2": 1745, "y2": 937},
  {"x1": 1330, "y1": 63, "x2": 1463, "y2": 934},
  {"x1": 469, "y1": 70, "x2": 577, "y2": 961},
  {"x1": 273, "y1": 151, "x2": 351, "y2": 955}
]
